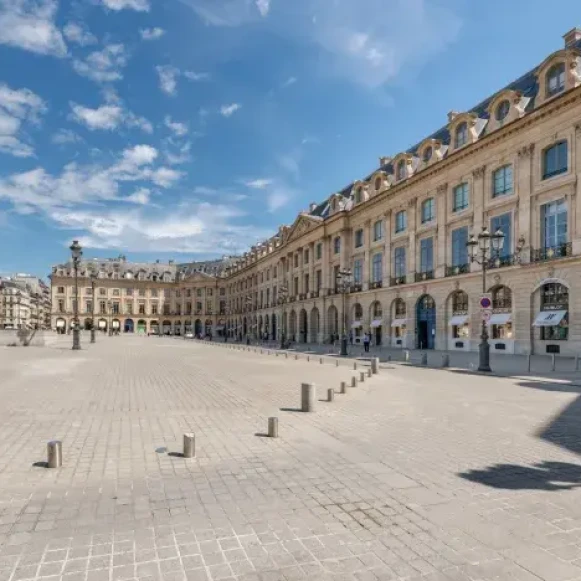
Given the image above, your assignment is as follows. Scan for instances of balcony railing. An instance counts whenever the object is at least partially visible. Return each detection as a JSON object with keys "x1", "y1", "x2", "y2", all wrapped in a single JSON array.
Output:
[
  {"x1": 328, "y1": 288, "x2": 338, "y2": 296},
  {"x1": 370, "y1": 281, "x2": 383, "y2": 289},
  {"x1": 445, "y1": 264, "x2": 470, "y2": 277},
  {"x1": 390, "y1": 276, "x2": 406, "y2": 286},
  {"x1": 349, "y1": 284, "x2": 362, "y2": 293},
  {"x1": 310, "y1": 290, "x2": 320, "y2": 298},
  {"x1": 414, "y1": 270, "x2": 434, "y2": 282},
  {"x1": 289, "y1": 296, "x2": 296, "y2": 303},
  {"x1": 530, "y1": 243, "x2": 572, "y2": 263},
  {"x1": 298, "y1": 293, "x2": 307, "y2": 300},
  {"x1": 487, "y1": 254, "x2": 518, "y2": 269}
]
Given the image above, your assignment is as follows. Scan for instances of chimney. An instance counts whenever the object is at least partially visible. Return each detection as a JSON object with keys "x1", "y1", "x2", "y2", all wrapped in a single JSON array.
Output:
[
  {"x1": 309, "y1": 202, "x2": 317, "y2": 212},
  {"x1": 379, "y1": 156, "x2": 391, "y2": 167},
  {"x1": 447, "y1": 110, "x2": 460, "y2": 122},
  {"x1": 564, "y1": 27, "x2": 581, "y2": 48}
]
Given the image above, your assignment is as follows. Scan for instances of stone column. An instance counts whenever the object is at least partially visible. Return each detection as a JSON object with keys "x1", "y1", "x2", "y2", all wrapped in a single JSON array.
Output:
[
  {"x1": 435, "y1": 184, "x2": 448, "y2": 278},
  {"x1": 383, "y1": 211, "x2": 392, "y2": 286},
  {"x1": 363, "y1": 219, "x2": 371, "y2": 291},
  {"x1": 308, "y1": 242, "x2": 315, "y2": 296},
  {"x1": 407, "y1": 198, "x2": 417, "y2": 282}
]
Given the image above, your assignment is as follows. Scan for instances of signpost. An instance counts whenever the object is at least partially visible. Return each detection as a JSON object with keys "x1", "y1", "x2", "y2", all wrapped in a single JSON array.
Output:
[{"x1": 480, "y1": 294, "x2": 492, "y2": 322}]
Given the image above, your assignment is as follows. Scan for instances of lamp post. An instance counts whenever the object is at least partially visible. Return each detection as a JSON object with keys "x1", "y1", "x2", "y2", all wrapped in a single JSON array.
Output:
[
  {"x1": 467, "y1": 226, "x2": 505, "y2": 372},
  {"x1": 336, "y1": 268, "x2": 353, "y2": 357},
  {"x1": 90, "y1": 271, "x2": 96, "y2": 344},
  {"x1": 278, "y1": 284, "x2": 288, "y2": 349},
  {"x1": 246, "y1": 294, "x2": 252, "y2": 344},
  {"x1": 70, "y1": 240, "x2": 82, "y2": 351},
  {"x1": 107, "y1": 300, "x2": 113, "y2": 336}
]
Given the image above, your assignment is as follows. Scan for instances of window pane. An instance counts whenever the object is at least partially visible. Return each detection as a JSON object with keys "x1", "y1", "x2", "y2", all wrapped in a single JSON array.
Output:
[
  {"x1": 491, "y1": 213, "x2": 511, "y2": 257},
  {"x1": 452, "y1": 227, "x2": 468, "y2": 266},
  {"x1": 420, "y1": 238, "x2": 433, "y2": 272}
]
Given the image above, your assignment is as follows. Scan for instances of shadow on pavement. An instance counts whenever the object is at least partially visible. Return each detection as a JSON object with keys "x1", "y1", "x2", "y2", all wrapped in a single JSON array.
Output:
[
  {"x1": 279, "y1": 407, "x2": 303, "y2": 413},
  {"x1": 459, "y1": 461, "x2": 581, "y2": 491}
]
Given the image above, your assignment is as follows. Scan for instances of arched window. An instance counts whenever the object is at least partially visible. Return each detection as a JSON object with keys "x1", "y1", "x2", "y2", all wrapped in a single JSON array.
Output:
[
  {"x1": 450, "y1": 291, "x2": 469, "y2": 339},
  {"x1": 354, "y1": 187, "x2": 362, "y2": 204},
  {"x1": 353, "y1": 303, "x2": 363, "y2": 320},
  {"x1": 423, "y1": 146, "x2": 432, "y2": 163},
  {"x1": 397, "y1": 159, "x2": 406, "y2": 180},
  {"x1": 394, "y1": 298, "x2": 406, "y2": 317},
  {"x1": 492, "y1": 285, "x2": 512, "y2": 310},
  {"x1": 452, "y1": 291, "x2": 468, "y2": 313},
  {"x1": 495, "y1": 100, "x2": 510, "y2": 122},
  {"x1": 455, "y1": 122, "x2": 468, "y2": 148},
  {"x1": 540, "y1": 283, "x2": 569, "y2": 340},
  {"x1": 543, "y1": 141, "x2": 568, "y2": 179},
  {"x1": 374, "y1": 176, "x2": 382, "y2": 191},
  {"x1": 372, "y1": 301, "x2": 382, "y2": 318},
  {"x1": 546, "y1": 62, "x2": 566, "y2": 97}
]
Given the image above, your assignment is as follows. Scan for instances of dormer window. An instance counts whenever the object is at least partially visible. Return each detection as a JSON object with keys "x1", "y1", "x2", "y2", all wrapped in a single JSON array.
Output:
[
  {"x1": 547, "y1": 62, "x2": 566, "y2": 96},
  {"x1": 354, "y1": 187, "x2": 362, "y2": 204},
  {"x1": 455, "y1": 122, "x2": 468, "y2": 148},
  {"x1": 495, "y1": 100, "x2": 510, "y2": 122},
  {"x1": 374, "y1": 177, "x2": 382, "y2": 190},
  {"x1": 397, "y1": 160, "x2": 406, "y2": 180},
  {"x1": 423, "y1": 147, "x2": 432, "y2": 163}
]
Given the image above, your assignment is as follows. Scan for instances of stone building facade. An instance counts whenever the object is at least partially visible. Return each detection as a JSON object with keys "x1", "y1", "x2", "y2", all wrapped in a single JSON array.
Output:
[
  {"x1": 51, "y1": 28, "x2": 581, "y2": 356},
  {"x1": 0, "y1": 276, "x2": 50, "y2": 330}
]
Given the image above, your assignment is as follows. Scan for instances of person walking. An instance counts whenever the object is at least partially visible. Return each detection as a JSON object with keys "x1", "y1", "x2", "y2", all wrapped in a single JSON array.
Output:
[{"x1": 363, "y1": 332, "x2": 370, "y2": 353}]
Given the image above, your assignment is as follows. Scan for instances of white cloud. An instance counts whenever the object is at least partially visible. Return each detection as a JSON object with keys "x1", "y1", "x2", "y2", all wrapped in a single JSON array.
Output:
[
  {"x1": 156, "y1": 65, "x2": 179, "y2": 96},
  {"x1": 184, "y1": 70, "x2": 209, "y2": 81},
  {"x1": 63, "y1": 22, "x2": 97, "y2": 46},
  {"x1": 73, "y1": 44, "x2": 128, "y2": 83},
  {"x1": 164, "y1": 141, "x2": 191, "y2": 165},
  {"x1": 164, "y1": 116, "x2": 188, "y2": 137},
  {"x1": 220, "y1": 103, "x2": 241, "y2": 117},
  {"x1": 100, "y1": 0, "x2": 149, "y2": 11},
  {"x1": 244, "y1": 179, "x2": 271, "y2": 189},
  {"x1": 140, "y1": 27, "x2": 165, "y2": 40},
  {"x1": 267, "y1": 190, "x2": 289, "y2": 213},
  {"x1": 282, "y1": 76, "x2": 297, "y2": 88},
  {"x1": 256, "y1": 0, "x2": 270, "y2": 17},
  {"x1": 122, "y1": 144, "x2": 158, "y2": 166},
  {"x1": 70, "y1": 103, "x2": 123, "y2": 131},
  {"x1": 151, "y1": 167, "x2": 182, "y2": 187},
  {"x1": 52, "y1": 129, "x2": 82, "y2": 145},
  {"x1": 0, "y1": 83, "x2": 46, "y2": 158},
  {"x1": 125, "y1": 188, "x2": 151, "y2": 205},
  {"x1": 0, "y1": 0, "x2": 67, "y2": 57}
]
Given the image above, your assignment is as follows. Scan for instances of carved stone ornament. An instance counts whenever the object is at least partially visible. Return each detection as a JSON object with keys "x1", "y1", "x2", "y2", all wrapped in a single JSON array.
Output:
[
  {"x1": 575, "y1": 122, "x2": 581, "y2": 133},
  {"x1": 453, "y1": 280, "x2": 460, "y2": 291},
  {"x1": 548, "y1": 266, "x2": 555, "y2": 278},
  {"x1": 422, "y1": 285, "x2": 427, "y2": 294},
  {"x1": 472, "y1": 166, "x2": 486, "y2": 179},
  {"x1": 493, "y1": 274, "x2": 501, "y2": 285},
  {"x1": 518, "y1": 143, "x2": 535, "y2": 158}
]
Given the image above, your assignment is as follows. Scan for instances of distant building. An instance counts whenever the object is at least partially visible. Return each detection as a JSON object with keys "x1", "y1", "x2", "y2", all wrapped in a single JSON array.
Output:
[{"x1": 0, "y1": 274, "x2": 51, "y2": 330}]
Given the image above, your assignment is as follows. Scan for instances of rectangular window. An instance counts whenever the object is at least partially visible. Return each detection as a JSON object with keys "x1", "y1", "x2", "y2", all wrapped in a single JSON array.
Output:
[
  {"x1": 151, "y1": 304, "x2": 158, "y2": 315},
  {"x1": 372, "y1": 253, "x2": 383, "y2": 282},
  {"x1": 220, "y1": 288, "x2": 225, "y2": 296},
  {"x1": 196, "y1": 302, "x2": 202, "y2": 312},
  {"x1": 58, "y1": 300, "x2": 65, "y2": 312},
  {"x1": 304, "y1": 274, "x2": 310, "y2": 293},
  {"x1": 196, "y1": 289, "x2": 202, "y2": 297},
  {"x1": 126, "y1": 288, "x2": 133, "y2": 296},
  {"x1": 57, "y1": 286, "x2": 65, "y2": 294},
  {"x1": 112, "y1": 302, "x2": 120, "y2": 314},
  {"x1": 543, "y1": 141, "x2": 568, "y2": 179},
  {"x1": 493, "y1": 165, "x2": 513, "y2": 197},
  {"x1": 138, "y1": 289, "x2": 145, "y2": 297},
  {"x1": 451, "y1": 227, "x2": 469, "y2": 266},
  {"x1": 316, "y1": 242, "x2": 322, "y2": 260},
  {"x1": 304, "y1": 250, "x2": 309, "y2": 264},
  {"x1": 139, "y1": 303, "x2": 146, "y2": 315},
  {"x1": 86, "y1": 301, "x2": 92, "y2": 314},
  {"x1": 206, "y1": 300, "x2": 212, "y2": 313},
  {"x1": 294, "y1": 254, "x2": 299, "y2": 267},
  {"x1": 207, "y1": 288, "x2": 213, "y2": 296},
  {"x1": 86, "y1": 287, "x2": 92, "y2": 296},
  {"x1": 395, "y1": 210, "x2": 407, "y2": 233},
  {"x1": 453, "y1": 183, "x2": 469, "y2": 212},
  {"x1": 373, "y1": 220, "x2": 383, "y2": 241},
  {"x1": 542, "y1": 199, "x2": 567, "y2": 249},
  {"x1": 124, "y1": 302, "x2": 132, "y2": 315},
  {"x1": 420, "y1": 238, "x2": 434, "y2": 272},
  {"x1": 316, "y1": 270, "x2": 322, "y2": 290},
  {"x1": 333, "y1": 237, "x2": 341, "y2": 254},
  {"x1": 99, "y1": 288, "x2": 106, "y2": 296},
  {"x1": 164, "y1": 289, "x2": 170, "y2": 298},
  {"x1": 491, "y1": 213, "x2": 512, "y2": 257},
  {"x1": 112, "y1": 289, "x2": 120, "y2": 297},
  {"x1": 394, "y1": 247, "x2": 406, "y2": 278},
  {"x1": 186, "y1": 289, "x2": 191, "y2": 297},
  {"x1": 151, "y1": 289, "x2": 158, "y2": 298},
  {"x1": 175, "y1": 290, "x2": 181, "y2": 298},
  {"x1": 186, "y1": 302, "x2": 192, "y2": 314},
  {"x1": 354, "y1": 228, "x2": 364, "y2": 248},
  {"x1": 100, "y1": 300, "x2": 106, "y2": 314},
  {"x1": 353, "y1": 259, "x2": 362, "y2": 283},
  {"x1": 294, "y1": 277, "x2": 299, "y2": 295},
  {"x1": 421, "y1": 198, "x2": 435, "y2": 223}
]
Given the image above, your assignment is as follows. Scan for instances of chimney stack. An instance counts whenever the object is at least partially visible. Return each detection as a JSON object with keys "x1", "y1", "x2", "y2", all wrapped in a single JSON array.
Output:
[{"x1": 564, "y1": 27, "x2": 581, "y2": 48}]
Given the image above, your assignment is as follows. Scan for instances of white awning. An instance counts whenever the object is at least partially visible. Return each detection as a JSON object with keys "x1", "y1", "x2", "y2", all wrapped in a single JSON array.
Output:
[
  {"x1": 98, "y1": 320, "x2": 107, "y2": 329},
  {"x1": 112, "y1": 320, "x2": 120, "y2": 328},
  {"x1": 351, "y1": 321, "x2": 362, "y2": 329},
  {"x1": 371, "y1": 319, "x2": 383, "y2": 328},
  {"x1": 391, "y1": 318, "x2": 407, "y2": 327},
  {"x1": 449, "y1": 315, "x2": 468, "y2": 326},
  {"x1": 56, "y1": 320, "x2": 65, "y2": 328},
  {"x1": 533, "y1": 310, "x2": 567, "y2": 327},
  {"x1": 488, "y1": 313, "x2": 512, "y2": 325}
]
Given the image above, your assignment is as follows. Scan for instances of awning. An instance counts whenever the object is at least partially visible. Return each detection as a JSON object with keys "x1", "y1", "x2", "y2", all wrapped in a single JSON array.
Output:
[
  {"x1": 98, "y1": 320, "x2": 107, "y2": 328},
  {"x1": 56, "y1": 320, "x2": 65, "y2": 328},
  {"x1": 371, "y1": 319, "x2": 383, "y2": 328},
  {"x1": 488, "y1": 313, "x2": 512, "y2": 325},
  {"x1": 449, "y1": 315, "x2": 468, "y2": 326},
  {"x1": 391, "y1": 318, "x2": 406, "y2": 327},
  {"x1": 533, "y1": 310, "x2": 567, "y2": 327},
  {"x1": 351, "y1": 321, "x2": 362, "y2": 329},
  {"x1": 112, "y1": 320, "x2": 120, "y2": 328}
]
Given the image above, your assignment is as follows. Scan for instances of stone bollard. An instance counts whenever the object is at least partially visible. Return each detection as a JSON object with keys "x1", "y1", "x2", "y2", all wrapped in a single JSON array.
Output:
[
  {"x1": 183, "y1": 433, "x2": 196, "y2": 458},
  {"x1": 320, "y1": 358, "x2": 324, "y2": 364},
  {"x1": 551, "y1": 353, "x2": 556, "y2": 372},
  {"x1": 353, "y1": 362, "x2": 357, "y2": 370},
  {"x1": 404, "y1": 350, "x2": 410, "y2": 362},
  {"x1": 441, "y1": 354, "x2": 450, "y2": 368},
  {"x1": 367, "y1": 368, "x2": 372, "y2": 378},
  {"x1": 301, "y1": 383, "x2": 316, "y2": 412},
  {"x1": 371, "y1": 357, "x2": 379, "y2": 374},
  {"x1": 527, "y1": 353, "x2": 532, "y2": 372},
  {"x1": 351, "y1": 376, "x2": 357, "y2": 387},
  {"x1": 285, "y1": 353, "x2": 288, "y2": 359},
  {"x1": 387, "y1": 355, "x2": 392, "y2": 362},
  {"x1": 307, "y1": 356, "x2": 310, "y2": 362},
  {"x1": 576, "y1": 354, "x2": 580, "y2": 371},
  {"x1": 340, "y1": 381, "x2": 347, "y2": 394},
  {"x1": 336, "y1": 360, "x2": 339, "y2": 367},
  {"x1": 359, "y1": 371, "x2": 365, "y2": 383},
  {"x1": 268, "y1": 417, "x2": 278, "y2": 438},
  {"x1": 47, "y1": 440, "x2": 62, "y2": 468},
  {"x1": 421, "y1": 353, "x2": 428, "y2": 366},
  {"x1": 327, "y1": 388, "x2": 334, "y2": 402}
]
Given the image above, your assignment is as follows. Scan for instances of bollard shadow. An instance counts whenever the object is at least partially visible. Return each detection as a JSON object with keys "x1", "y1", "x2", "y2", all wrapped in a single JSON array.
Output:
[
  {"x1": 167, "y1": 452, "x2": 184, "y2": 458},
  {"x1": 458, "y1": 461, "x2": 581, "y2": 491},
  {"x1": 155, "y1": 447, "x2": 168, "y2": 454},
  {"x1": 32, "y1": 461, "x2": 48, "y2": 468},
  {"x1": 279, "y1": 407, "x2": 303, "y2": 413},
  {"x1": 254, "y1": 432, "x2": 270, "y2": 438}
]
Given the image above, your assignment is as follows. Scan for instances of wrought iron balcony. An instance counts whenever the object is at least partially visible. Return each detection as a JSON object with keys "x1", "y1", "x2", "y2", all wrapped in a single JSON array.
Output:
[
  {"x1": 349, "y1": 283, "x2": 362, "y2": 293},
  {"x1": 327, "y1": 288, "x2": 338, "y2": 296},
  {"x1": 445, "y1": 264, "x2": 470, "y2": 277},
  {"x1": 310, "y1": 290, "x2": 320, "y2": 298},
  {"x1": 288, "y1": 296, "x2": 296, "y2": 303},
  {"x1": 530, "y1": 243, "x2": 572, "y2": 263},
  {"x1": 414, "y1": 271, "x2": 434, "y2": 282},
  {"x1": 370, "y1": 281, "x2": 383, "y2": 289},
  {"x1": 390, "y1": 275, "x2": 407, "y2": 286},
  {"x1": 298, "y1": 293, "x2": 307, "y2": 300},
  {"x1": 487, "y1": 254, "x2": 518, "y2": 269}
]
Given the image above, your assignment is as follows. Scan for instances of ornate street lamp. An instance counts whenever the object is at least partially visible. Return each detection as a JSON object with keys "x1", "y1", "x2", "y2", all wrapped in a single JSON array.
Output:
[
  {"x1": 467, "y1": 226, "x2": 505, "y2": 372},
  {"x1": 70, "y1": 240, "x2": 82, "y2": 351},
  {"x1": 90, "y1": 269, "x2": 97, "y2": 344},
  {"x1": 245, "y1": 294, "x2": 252, "y2": 344},
  {"x1": 336, "y1": 268, "x2": 353, "y2": 357},
  {"x1": 278, "y1": 284, "x2": 288, "y2": 349}
]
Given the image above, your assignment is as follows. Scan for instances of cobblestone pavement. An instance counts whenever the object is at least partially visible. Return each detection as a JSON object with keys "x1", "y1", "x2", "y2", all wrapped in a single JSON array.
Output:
[{"x1": 0, "y1": 336, "x2": 581, "y2": 581}]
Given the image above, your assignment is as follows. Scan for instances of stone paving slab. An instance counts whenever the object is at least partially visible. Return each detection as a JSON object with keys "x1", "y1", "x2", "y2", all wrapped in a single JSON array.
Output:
[{"x1": 0, "y1": 336, "x2": 580, "y2": 581}]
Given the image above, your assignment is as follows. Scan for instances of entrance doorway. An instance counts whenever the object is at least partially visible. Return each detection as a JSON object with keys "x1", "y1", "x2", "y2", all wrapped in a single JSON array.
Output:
[{"x1": 416, "y1": 295, "x2": 436, "y2": 349}]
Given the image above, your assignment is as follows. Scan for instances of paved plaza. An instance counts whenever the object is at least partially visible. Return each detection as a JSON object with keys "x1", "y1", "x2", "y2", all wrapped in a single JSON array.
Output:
[{"x1": 0, "y1": 338, "x2": 580, "y2": 581}]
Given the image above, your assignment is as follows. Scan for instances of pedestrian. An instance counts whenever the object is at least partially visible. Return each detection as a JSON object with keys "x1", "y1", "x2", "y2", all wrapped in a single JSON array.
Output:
[{"x1": 363, "y1": 333, "x2": 370, "y2": 353}]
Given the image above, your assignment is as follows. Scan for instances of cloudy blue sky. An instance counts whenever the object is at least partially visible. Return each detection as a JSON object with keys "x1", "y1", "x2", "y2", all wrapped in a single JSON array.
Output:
[{"x1": 0, "y1": 0, "x2": 577, "y2": 277}]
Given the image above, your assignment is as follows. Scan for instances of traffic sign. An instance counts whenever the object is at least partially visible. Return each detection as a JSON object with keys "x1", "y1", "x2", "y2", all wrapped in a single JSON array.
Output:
[
  {"x1": 482, "y1": 311, "x2": 492, "y2": 323},
  {"x1": 479, "y1": 294, "x2": 492, "y2": 310}
]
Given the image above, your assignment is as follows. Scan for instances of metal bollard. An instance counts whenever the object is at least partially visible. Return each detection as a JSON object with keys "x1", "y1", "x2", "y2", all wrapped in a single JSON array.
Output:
[
  {"x1": 420, "y1": 353, "x2": 428, "y2": 366},
  {"x1": 268, "y1": 417, "x2": 278, "y2": 438},
  {"x1": 336, "y1": 360, "x2": 339, "y2": 367},
  {"x1": 576, "y1": 354, "x2": 580, "y2": 371},
  {"x1": 327, "y1": 388, "x2": 334, "y2": 402},
  {"x1": 387, "y1": 355, "x2": 392, "y2": 362},
  {"x1": 371, "y1": 357, "x2": 379, "y2": 374},
  {"x1": 307, "y1": 356, "x2": 310, "y2": 362},
  {"x1": 340, "y1": 381, "x2": 347, "y2": 394},
  {"x1": 367, "y1": 368, "x2": 372, "y2": 378},
  {"x1": 47, "y1": 440, "x2": 62, "y2": 468},
  {"x1": 320, "y1": 358, "x2": 323, "y2": 364},
  {"x1": 551, "y1": 353, "x2": 556, "y2": 372},
  {"x1": 441, "y1": 354, "x2": 450, "y2": 368},
  {"x1": 301, "y1": 383, "x2": 316, "y2": 412},
  {"x1": 295, "y1": 354, "x2": 298, "y2": 360},
  {"x1": 285, "y1": 353, "x2": 288, "y2": 359},
  {"x1": 183, "y1": 433, "x2": 196, "y2": 458},
  {"x1": 527, "y1": 353, "x2": 531, "y2": 372},
  {"x1": 359, "y1": 371, "x2": 365, "y2": 382},
  {"x1": 404, "y1": 350, "x2": 410, "y2": 362},
  {"x1": 353, "y1": 362, "x2": 357, "y2": 370},
  {"x1": 351, "y1": 376, "x2": 357, "y2": 387}
]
